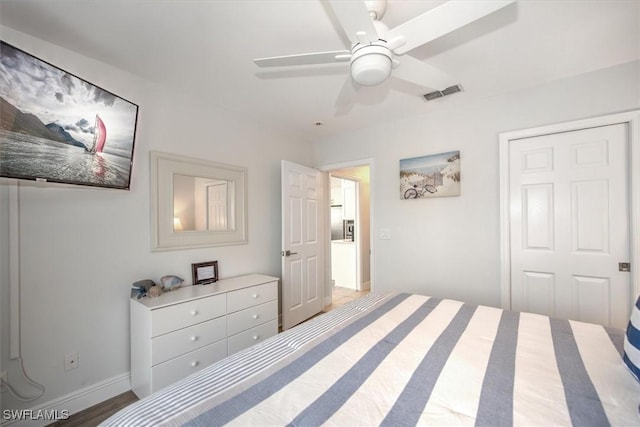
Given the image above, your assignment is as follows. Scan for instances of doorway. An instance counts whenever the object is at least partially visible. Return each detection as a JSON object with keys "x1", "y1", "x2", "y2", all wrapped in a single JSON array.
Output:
[
  {"x1": 280, "y1": 159, "x2": 372, "y2": 329},
  {"x1": 326, "y1": 164, "x2": 372, "y2": 308}
]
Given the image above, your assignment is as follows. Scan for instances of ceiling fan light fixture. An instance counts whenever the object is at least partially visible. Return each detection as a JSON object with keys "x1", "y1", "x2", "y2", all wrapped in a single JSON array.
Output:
[{"x1": 350, "y1": 46, "x2": 392, "y2": 86}]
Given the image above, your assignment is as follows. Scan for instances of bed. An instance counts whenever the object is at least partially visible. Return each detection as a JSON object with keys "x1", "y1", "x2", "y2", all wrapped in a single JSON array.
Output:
[{"x1": 102, "y1": 292, "x2": 640, "y2": 426}]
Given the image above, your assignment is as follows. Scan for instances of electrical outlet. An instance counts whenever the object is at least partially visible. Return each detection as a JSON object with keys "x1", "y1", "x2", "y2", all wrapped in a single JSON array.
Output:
[{"x1": 64, "y1": 352, "x2": 79, "y2": 371}]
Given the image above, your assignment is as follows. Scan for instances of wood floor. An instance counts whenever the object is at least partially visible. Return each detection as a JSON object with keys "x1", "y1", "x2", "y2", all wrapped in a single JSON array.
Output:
[
  {"x1": 48, "y1": 391, "x2": 138, "y2": 426},
  {"x1": 50, "y1": 286, "x2": 368, "y2": 426}
]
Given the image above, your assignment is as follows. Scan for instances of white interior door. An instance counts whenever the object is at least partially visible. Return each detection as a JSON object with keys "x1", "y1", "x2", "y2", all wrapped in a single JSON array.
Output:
[
  {"x1": 282, "y1": 160, "x2": 324, "y2": 330},
  {"x1": 509, "y1": 123, "x2": 631, "y2": 328},
  {"x1": 207, "y1": 182, "x2": 228, "y2": 231}
]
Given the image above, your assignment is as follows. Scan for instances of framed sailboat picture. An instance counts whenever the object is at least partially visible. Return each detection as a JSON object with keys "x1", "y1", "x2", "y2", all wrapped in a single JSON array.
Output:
[{"x1": 0, "y1": 41, "x2": 139, "y2": 190}]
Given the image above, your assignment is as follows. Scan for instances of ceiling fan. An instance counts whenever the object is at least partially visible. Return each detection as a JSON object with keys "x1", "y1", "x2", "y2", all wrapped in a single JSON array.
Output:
[{"x1": 254, "y1": 0, "x2": 515, "y2": 101}]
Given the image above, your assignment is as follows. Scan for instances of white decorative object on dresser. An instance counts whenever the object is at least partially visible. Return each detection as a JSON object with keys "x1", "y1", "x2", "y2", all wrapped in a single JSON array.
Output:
[{"x1": 130, "y1": 274, "x2": 279, "y2": 398}]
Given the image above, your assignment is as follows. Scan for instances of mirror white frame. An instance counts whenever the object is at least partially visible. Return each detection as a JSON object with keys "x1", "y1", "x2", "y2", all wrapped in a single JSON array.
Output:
[{"x1": 150, "y1": 151, "x2": 248, "y2": 251}]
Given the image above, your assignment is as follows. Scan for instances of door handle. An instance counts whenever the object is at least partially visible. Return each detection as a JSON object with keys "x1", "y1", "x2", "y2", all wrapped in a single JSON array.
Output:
[{"x1": 281, "y1": 250, "x2": 298, "y2": 257}]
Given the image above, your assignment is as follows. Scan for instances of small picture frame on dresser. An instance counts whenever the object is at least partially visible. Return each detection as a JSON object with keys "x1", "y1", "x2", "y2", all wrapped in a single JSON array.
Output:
[{"x1": 191, "y1": 261, "x2": 218, "y2": 285}]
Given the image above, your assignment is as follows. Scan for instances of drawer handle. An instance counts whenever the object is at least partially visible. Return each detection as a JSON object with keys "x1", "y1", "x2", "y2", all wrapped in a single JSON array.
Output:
[
  {"x1": 252, "y1": 314, "x2": 259, "y2": 320},
  {"x1": 190, "y1": 336, "x2": 198, "y2": 342},
  {"x1": 191, "y1": 361, "x2": 199, "y2": 368},
  {"x1": 253, "y1": 335, "x2": 260, "y2": 341},
  {"x1": 252, "y1": 293, "x2": 259, "y2": 299},
  {"x1": 190, "y1": 310, "x2": 199, "y2": 316}
]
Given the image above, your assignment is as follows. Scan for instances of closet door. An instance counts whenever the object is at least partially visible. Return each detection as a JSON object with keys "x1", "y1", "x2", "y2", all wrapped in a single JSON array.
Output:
[{"x1": 509, "y1": 123, "x2": 631, "y2": 328}]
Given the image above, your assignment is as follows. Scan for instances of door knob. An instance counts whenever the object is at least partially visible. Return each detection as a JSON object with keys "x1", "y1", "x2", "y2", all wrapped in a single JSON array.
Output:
[{"x1": 282, "y1": 250, "x2": 298, "y2": 257}]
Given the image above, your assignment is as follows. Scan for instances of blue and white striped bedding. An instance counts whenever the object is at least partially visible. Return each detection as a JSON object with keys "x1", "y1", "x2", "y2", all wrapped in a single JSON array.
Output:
[{"x1": 102, "y1": 293, "x2": 640, "y2": 426}]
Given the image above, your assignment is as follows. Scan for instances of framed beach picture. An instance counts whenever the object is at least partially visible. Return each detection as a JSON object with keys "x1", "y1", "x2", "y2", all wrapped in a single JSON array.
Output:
[
  {"x1": 0, "y1": 41, "x2": 139, "y2": 189},
  {"x1": 400, "y1": 151, "x2": 460, "y2": 199}
]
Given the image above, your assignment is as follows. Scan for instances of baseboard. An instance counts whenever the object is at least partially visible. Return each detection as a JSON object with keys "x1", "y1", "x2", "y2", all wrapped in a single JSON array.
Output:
[{"x1": 2, "y1": 373, "x2": 130, "y2": 427}]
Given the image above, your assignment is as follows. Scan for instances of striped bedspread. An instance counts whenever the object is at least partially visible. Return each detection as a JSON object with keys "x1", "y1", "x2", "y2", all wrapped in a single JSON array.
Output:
[{"x1": 102, "y1": 293, "x2": 640, "y2": 426}]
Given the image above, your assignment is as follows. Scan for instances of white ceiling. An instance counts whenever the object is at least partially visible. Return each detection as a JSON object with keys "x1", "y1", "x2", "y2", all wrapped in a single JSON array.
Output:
[{"x1": 0, "y1": 0, "x2": 638, "y2": 142}]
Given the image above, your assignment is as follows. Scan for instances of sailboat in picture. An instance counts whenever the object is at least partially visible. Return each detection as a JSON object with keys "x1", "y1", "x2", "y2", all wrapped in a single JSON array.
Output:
[{"x1": 88, "y1": 114, "x2": 107, "y2": 154}]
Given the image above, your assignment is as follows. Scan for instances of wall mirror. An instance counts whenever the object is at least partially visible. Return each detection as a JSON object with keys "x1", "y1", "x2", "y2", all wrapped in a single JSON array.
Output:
[{"x1": 150, "y1": 151, "x2": 247, "y2": 251}]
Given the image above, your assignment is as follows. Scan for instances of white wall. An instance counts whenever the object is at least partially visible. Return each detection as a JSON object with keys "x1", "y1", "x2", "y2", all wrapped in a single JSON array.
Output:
[
  {"x1": 313, "y1": 60, "x2": 640, "y2": 308},
  {"x1": 0, "y1": 26, "x2": 312, "y2": 414}
]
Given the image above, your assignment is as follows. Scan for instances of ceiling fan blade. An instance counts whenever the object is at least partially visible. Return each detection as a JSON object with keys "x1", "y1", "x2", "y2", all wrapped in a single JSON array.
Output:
[
  {"x1": 254, "y1": 50, "x2": 351, "y2": 67},
  {"x1": 392, "y1": 55, "x2": 457, "y2": 91},
  {"x1": 328, "y1": 0, "x2": 379, "y2": 44},
  {"x1": 387, "y1": 0, "x2": 515, "y2": 55},
  {"x1": 335, "y1": 76, "x2": 360, "y2": 115}
]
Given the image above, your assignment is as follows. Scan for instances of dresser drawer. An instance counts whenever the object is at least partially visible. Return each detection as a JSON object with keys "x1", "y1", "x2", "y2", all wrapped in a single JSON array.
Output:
[
  {"x1": 151, "y1": 294, "x2": 226, "y2": 337},
  {"x1": 151, "y1": 340, "x2": 227, "y2": 392},
  {"x1": 152, "y1": 316, "x2": 227, "y2": 365},
  {"x1": 228, "y1": 320, "x2": 278, "y2": 355},
  {"x1": 227, "y1": 300, "x2": 277, "y2": 336},
  {"x1": 227, "y1": 281, "x2": 277, "y2": 313}
]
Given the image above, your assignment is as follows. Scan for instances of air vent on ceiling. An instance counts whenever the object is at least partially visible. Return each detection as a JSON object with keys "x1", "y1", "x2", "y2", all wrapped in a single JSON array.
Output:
[{"x1": 423, "y1": 84, "x2": 462, "y2": 101}]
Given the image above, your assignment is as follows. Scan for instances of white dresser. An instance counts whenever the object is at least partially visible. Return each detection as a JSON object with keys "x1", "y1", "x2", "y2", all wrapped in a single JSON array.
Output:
[{"x1": 130, "y1": 274, "x2": 279, "y2": 398}]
